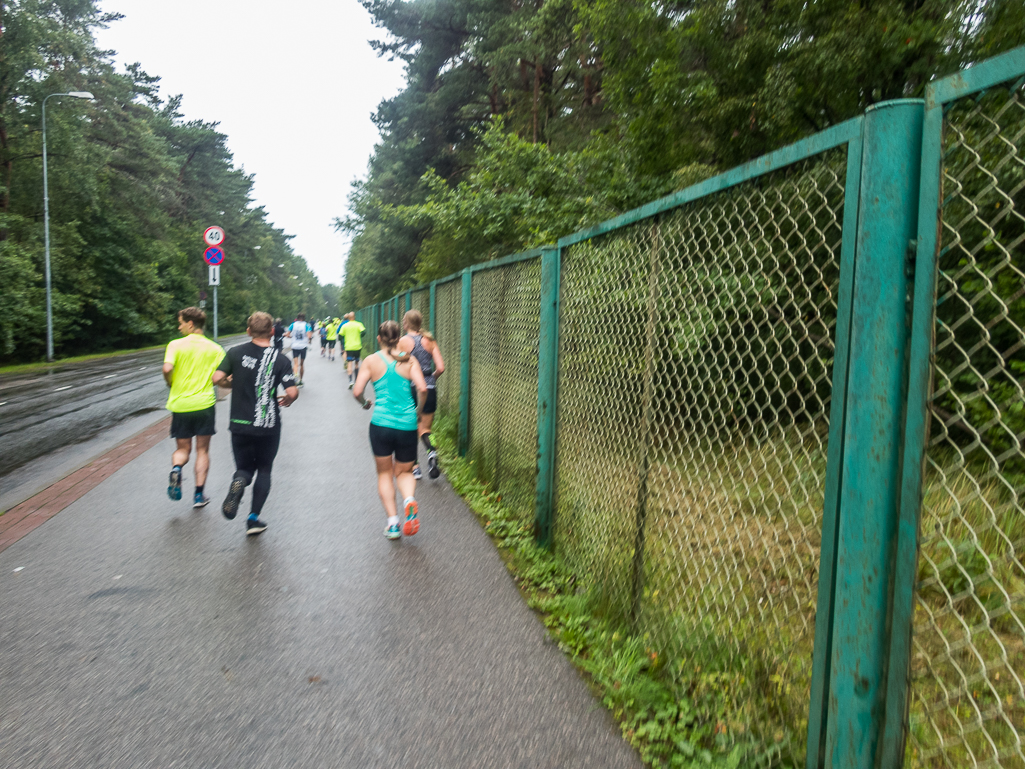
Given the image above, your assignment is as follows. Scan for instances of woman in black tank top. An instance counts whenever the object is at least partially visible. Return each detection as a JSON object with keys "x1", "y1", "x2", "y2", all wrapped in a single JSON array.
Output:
[{"x1": 400, "y1": 311, "x2": 446, "y2": 479}]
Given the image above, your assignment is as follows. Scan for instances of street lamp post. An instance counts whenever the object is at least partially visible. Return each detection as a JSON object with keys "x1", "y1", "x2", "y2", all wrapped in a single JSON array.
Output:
[{"x1": 42, "y1": 91, "x2": 93, "y2": 361}]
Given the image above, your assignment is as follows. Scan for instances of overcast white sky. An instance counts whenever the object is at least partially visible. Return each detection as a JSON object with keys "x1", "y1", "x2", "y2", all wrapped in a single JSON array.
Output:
[{"x1": 95, "y1": 0, "x2": 406, "y2": 286}]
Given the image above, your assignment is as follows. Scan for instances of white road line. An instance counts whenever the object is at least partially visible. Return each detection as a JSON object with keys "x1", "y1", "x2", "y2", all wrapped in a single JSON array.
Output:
[
  {"x1": 54, "y1": 385, "x2": 72, "y2": 392},
  {"x1": 103, "y1": 374, "x2": 116, "y2": 379}
]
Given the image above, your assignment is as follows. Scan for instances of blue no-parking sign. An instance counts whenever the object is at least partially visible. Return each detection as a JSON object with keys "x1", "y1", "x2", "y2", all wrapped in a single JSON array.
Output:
[{"x1": 204, "y1": 246, "x2": 224, "y2": 266}]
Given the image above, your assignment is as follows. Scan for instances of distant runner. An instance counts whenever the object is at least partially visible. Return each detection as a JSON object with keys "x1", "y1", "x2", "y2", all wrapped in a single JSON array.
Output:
[
  {"x1": 325, "y1": 317, "x2": 340, "y2": 361},
  {"x1": 319, "y1": 321, "x2": 328, "y2": 357},
  {"x1": 353, "y1": 320, "x2": 427, "y2": 540},
  {"x1": 212, "y1": 312, "x2": 299, "y2": 536},
  {"x1": 162, "y1": 307, "x2": 225, "y2": 508},
  {"x1": 272, "y1": 318, "x2": 285, "y2": 351},
  {"x1": 399, "y1": 310, "x2": 445, "y2": 480},
  {"x1": 288, "y1": 313, "x2": 310, "y2": 385},
  {"x1": 341, "y1": 312, "x2": 366, "y2": 389}
]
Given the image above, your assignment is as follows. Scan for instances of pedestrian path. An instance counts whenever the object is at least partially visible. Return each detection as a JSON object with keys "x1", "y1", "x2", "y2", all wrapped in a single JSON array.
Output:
[{"x1": 0, "y1": 346, "x2": 641, "y2": 768}]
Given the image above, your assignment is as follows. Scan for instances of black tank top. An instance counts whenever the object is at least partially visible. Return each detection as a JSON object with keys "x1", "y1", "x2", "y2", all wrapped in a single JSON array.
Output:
[{"x1": 410, "y1": 335, "x2": 436, "y2": 388}]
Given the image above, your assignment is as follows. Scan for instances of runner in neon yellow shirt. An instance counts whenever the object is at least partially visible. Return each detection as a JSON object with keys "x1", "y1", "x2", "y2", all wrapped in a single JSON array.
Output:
[
  {"x1": 341, "y1": 312, "x2": 366, "y2": 389},
  {"x1": 162, "y1": 307, "x2": 225, "y2": 507},
  {"x1": 325, "y1": 317, "x2": 341, "y2": 362}
]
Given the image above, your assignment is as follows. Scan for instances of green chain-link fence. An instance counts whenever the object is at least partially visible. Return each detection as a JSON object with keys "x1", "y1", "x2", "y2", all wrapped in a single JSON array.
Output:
[
  {"x1": 553, "y1": 153, "x2": 847, "y2": 763},
  {"x1": 906, "y1": 74, "x2": 1025, "y2": 769},
  {"x1": 467, "y1": 260, "x2": 543, "y2": 524},
  {"x1": 434, "y1": 278, "x2": 463, "y2": 430},
  {"x1": 346, "y1": 46, "x2": 1025, "y2": 769},
  {"x1": 411, "y1": 288, "x2": 430, "y2": 331}
]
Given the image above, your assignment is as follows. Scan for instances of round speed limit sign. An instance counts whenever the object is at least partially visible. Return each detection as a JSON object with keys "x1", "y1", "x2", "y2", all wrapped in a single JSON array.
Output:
[{"x1": 203, "y1": 226, "x2": 226, "y2": 247}]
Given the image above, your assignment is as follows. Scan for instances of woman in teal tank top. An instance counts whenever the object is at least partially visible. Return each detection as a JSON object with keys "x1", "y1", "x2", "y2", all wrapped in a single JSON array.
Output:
[{"x1": 353, "y1": 320, "x2": 428, "y2": 540}]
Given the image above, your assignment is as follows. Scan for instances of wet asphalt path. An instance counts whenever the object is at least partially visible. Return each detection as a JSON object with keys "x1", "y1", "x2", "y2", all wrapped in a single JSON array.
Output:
[
  {"x1": 0, "y1": 336, "x2": 247, "y2": 478},
  {"x1": 0, "y1": 347, "x2": 641, "y2": 768}
]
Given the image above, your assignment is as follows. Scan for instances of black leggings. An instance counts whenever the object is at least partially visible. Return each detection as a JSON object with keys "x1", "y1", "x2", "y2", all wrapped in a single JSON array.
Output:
[{"x1": 231, "y1": 432, "x2": 281, "y2": 517}]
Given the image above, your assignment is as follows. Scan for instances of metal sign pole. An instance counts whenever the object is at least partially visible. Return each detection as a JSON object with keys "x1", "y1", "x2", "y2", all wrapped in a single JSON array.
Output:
[{"x1": 213, "y1": 285, "x2": 218, "y2": 343}]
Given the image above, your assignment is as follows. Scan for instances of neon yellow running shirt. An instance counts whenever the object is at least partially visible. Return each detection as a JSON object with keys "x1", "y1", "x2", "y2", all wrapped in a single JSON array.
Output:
[
  {"x1": 164, "y1": 333, "x2": 225, "y2": 413},
  {"x1": 341, "y1": 321, "x2": 365, "y2": 350},
  {"x1": 326, "y1": 321, "x2": 340, "y2": 341}
]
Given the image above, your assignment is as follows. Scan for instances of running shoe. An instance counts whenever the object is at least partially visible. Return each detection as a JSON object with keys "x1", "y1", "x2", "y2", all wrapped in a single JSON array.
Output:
[
  {"x1": 427, "y1": 450, "x2": 440, "y2": 479},
  {"x1": 412, "y1": 465, "x2": 422, "y2": 480},
  {"x1": 348, "y1": 381, "x2": 354, "y2": 390},
  {"x1": 167, "y1": 467, "x2": 182, "y2": 501},
  {"x1": 222, "y1": 475, "x2": 246, "y2": 520},
  {"x1": 246, "y1": 517, "x2": 268, "y2": 536},
  {"x1": 193, "y1": 492, "x2": 210, "y2": 509},
  {"x1": 384, "y1": 524, "x2": 401, "y2": 540},
  {"x1": 402, "y1": 498, "x2": 419, "y2": 536}
]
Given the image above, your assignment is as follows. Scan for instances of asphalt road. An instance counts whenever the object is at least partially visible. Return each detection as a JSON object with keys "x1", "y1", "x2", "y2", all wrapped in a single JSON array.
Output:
[
  {"x1": 0, "y1": 336, "x2": 247, "y2": 479},
  {"x1": 0, "y1": 349, "x2": 641, "y2": 768}
]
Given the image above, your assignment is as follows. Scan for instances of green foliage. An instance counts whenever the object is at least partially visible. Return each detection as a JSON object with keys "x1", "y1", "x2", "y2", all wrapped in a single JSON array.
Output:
[
  {"x1": 391, "y1": 120, "x2": 673, "y2": 281},
  {"x1": 342, "y1": 0, "x2": 1023, "y2": 302},
  {"x1": 0, "y1": 1, "x2": 326, "y2": 363},
  {"x1": 433, "y1": 414, "x2": 797, "y2": 768}
]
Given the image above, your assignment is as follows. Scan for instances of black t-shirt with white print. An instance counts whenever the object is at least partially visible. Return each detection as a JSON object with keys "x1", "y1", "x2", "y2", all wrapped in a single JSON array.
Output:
[{"x1": 217, "y1": 342, "x2": 297, "y2": 435}]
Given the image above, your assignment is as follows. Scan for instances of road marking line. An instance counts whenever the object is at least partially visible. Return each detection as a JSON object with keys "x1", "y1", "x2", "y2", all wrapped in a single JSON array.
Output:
[
  {"x1": 103, "y1": 374, "x2": 116, "y2": 379},
  {"x1": 54, "y1": 385, "x2": 72, "y2": 392}
]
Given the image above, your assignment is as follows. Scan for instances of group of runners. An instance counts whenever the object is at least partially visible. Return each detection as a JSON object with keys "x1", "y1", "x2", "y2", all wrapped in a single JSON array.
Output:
[{"x1": 161, "y1": 305, "x2": 444, "y2": 540}]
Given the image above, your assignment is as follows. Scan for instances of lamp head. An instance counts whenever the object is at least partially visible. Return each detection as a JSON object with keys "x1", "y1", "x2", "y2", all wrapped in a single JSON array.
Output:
[{"x1": 68, "y1": 91, "x2": 94, "y2": 100}]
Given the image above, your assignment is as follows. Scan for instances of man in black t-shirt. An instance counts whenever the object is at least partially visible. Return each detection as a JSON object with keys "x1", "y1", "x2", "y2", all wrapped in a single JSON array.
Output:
[{"x1": 212, "y1": 311, "x2": 299, "y2": 536}]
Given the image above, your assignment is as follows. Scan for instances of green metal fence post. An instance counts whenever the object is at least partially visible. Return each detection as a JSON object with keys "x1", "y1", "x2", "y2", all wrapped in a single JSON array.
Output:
[
  {"x1": 825, "y1": 99, "x2": 923, "y2": 769},
  {"x1": 405, "y1": 291, "x2": 411, "y2": 313},
  {"x1": 534, "y1": 246, "x2": 560, "y2": 548},
  {"x1": 429, "y1": 281, "x2": 437, "y2": 336},
  {"x1": 806, "y1": 121, "x2": 865, "y2": 769},
  {"x1": 879, "y1": 84, "x2": 944, "y2": 769},
  {"x1": 375, "y1": 303, "x2": 382, "y2": 351},
  {"x1": 458, "y1": 269, "x2": 472, "y2": 457}
]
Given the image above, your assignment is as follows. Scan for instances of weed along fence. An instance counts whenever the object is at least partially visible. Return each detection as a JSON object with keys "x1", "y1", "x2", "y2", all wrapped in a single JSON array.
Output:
[{"x1": 354, "y1": 47, "x2": 1025, "y2": 769}]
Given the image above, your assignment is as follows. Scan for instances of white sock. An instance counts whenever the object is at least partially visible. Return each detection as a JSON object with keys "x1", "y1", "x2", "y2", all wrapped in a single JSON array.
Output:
[
  {"x1": 402, "y1": 496, "x2": 415, "y2": 507},
  {"x1": 388, "y1": 515, "x2": 399, "y2": 526}
]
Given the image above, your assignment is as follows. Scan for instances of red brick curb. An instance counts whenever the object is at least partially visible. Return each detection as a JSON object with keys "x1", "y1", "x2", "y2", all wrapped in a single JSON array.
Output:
[{"x1": 0, "y1": 416, "x2": 171, "y2": 554}]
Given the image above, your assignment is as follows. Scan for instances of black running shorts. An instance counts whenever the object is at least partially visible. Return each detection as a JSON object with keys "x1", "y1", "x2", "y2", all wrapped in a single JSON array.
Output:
[
  {"x1": 369, "y1": 423, "x2": 417, "y2": 463},
  {"x1": 292, "y1": 347, "x2": 308, "y2": 361},
  {"x1": 411, "y1": 386, "x2": 437, "y2": 415},
  {"x1": 327, "y1": 339, "x2": 336, "y2": 349},
  {"x1": 170, "y1": 406, "x2": 216, "y2": 438},
  {"x1": 346, "y1": 349, "x2": 361, "y2": 362}
]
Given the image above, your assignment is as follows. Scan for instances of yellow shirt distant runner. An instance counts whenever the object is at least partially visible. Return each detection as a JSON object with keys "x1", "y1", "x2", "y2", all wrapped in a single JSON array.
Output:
[
  {"x1": 341, "y1": 320, "x2": 365, "y2": 351},
  {"x1": 164, "y1": 333, "x2": 225, "y2": 413},
  {"x1": 325, "y1": 320, "x2": 340, "y2": 341}
]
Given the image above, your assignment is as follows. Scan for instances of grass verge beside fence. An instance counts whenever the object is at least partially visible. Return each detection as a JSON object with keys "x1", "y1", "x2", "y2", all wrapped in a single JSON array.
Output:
[{"x1": 433, "y1": 414, "x2": 797, "y2": 769}]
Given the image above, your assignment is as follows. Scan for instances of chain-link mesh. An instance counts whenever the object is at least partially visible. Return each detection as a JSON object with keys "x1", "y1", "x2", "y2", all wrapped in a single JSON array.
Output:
[
  {"x1": 434, "y1": 279, "x2": 462, "y2": 427},
  {"x1": 467, "y1": 261, "x2": 542, "y2": 523},
  {"x1": 412, "y1": 288, "x2": 430, "y2": 331},
  {"x1": 908, "y1": 79, "x2": 1025, "y2": 769},
  {"x1": 553, "y1": 152, "x2": 846, "y2": 763}
]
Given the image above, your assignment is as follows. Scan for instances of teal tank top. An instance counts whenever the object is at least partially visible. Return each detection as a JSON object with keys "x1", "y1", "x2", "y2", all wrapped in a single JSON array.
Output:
[{"x1": 370, "y1": 352, "x2": 417, "y2": 430}]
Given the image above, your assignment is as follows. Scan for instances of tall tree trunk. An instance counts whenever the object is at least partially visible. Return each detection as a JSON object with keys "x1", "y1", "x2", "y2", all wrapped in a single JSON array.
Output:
[
  {"x1": 0, "y1": 1, "x2": 10, "y2": 239},
  {"x1": 533, "y1": 62, "x2": 541, "y2": 143}
]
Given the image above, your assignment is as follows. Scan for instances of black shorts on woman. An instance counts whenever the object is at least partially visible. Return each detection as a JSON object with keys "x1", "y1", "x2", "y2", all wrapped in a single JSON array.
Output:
[
  {"x1": 369, "y1": 423, "x2": 418, "y2": 463},
  {"x1": 410, "y1": 386, "x2": 437, "y2": 415}
]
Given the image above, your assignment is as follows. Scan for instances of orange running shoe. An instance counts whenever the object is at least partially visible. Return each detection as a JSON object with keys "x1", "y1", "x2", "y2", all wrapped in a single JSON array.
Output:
[{"x1": 402, "y1": 497, "x2": 419, "y2": 536}]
